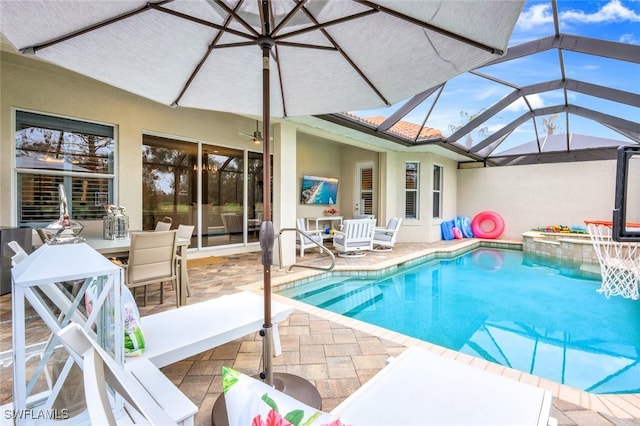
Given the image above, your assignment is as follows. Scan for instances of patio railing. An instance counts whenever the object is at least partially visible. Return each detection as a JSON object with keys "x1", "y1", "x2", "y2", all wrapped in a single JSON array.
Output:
[{"x1": 276, "y1": 227, "x2": 336, "y2": 273}]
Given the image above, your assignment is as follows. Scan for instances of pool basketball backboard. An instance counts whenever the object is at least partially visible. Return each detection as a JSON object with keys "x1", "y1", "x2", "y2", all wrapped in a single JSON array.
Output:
[{"x1": 613, "y1": 146, "x2": 640, "y2": 242}]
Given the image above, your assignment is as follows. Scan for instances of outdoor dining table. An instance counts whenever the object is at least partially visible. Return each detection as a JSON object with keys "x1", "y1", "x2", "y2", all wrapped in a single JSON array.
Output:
[{"x1": 83, "y1": 231, "x2": 191, "y2": 306}]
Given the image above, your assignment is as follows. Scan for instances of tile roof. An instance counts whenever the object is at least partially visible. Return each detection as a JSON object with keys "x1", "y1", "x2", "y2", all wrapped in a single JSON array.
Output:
[{"x1": 342, "y1": 112, "x2": 443, "y2": 141}]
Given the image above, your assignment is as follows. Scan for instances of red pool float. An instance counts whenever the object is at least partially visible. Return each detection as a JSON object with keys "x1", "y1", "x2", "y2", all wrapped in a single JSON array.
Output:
[{"x1": 471, "y1": 211, "x2": 505, "y2": 239}]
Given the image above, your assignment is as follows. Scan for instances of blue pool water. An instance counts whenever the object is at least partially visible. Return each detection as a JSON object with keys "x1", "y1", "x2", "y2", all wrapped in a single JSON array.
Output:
[{"x1": 279, "y1": 249, "x2": 640, "y2": 394}]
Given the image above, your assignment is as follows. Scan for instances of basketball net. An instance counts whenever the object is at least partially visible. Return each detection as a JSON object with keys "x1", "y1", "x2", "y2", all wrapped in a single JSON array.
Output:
[{"x1": 585, "y1": 220, "x2": 640, "y2": 300}]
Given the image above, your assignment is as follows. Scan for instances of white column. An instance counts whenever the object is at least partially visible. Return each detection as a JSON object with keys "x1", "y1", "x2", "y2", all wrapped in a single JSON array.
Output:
[
  {"x1": 272, "y1": 122, "x2": 297, "y2": 267},
  {"x1": 379, "y1": 151, "x2": 398, "y2": 222}
]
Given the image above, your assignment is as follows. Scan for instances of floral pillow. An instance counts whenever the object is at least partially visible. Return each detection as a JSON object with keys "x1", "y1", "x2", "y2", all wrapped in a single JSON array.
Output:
[{"x1": 222, "y1": 367, "x2": 350, "y2": 426}]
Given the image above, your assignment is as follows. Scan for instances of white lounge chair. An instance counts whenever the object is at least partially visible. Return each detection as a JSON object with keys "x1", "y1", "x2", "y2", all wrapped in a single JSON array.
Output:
[
  {"x1": 295, "y1": 218, "x2": 324, "y2": 257},
  {"x1": 56, "y1": 323, "x2": 196, "y2": 425},
  {"x1": 133, "y1": 291, "x2": 293, "y2": 368},
  {"x1": 333, "y1": 346, "x2": 553, "y2": 425},
  {"x1": 372, "y1": 217, "x2": 402, "y2": 251},
  {"x1": 222, "y1": 345, "x2": 554, "y2": 426},
  {"x1": 332, "y1": 218, "x2": 375, "y2": 257},
  {"x1": 53, "y1": 292, "x2": 295, "y2": 424}
]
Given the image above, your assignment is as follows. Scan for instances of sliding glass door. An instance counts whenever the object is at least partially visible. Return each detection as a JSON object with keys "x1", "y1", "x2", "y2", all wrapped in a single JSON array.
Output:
[{"x1": 142, "y1": 135, "x2": 268, "y2": 249}]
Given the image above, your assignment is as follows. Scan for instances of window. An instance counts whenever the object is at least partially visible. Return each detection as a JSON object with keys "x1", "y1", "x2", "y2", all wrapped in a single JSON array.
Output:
[
  {"x1": 15, "y1": 111, "x2": 115, "y2": 226},
  {"x1": 142, "y1": 135, "x2": 268, "y2": 248},
  {"x1": 405, "y1": 162, "x2": 419, "y2": 219},
  {"x1": 142, "y1": 135, "x2": 195, "y2": 231},
  {"x1": 433, "y1": 165, "x2": 443, "y2": 219},
  {"x1": 357, "y1": 164, "x2": 374, "y2": 215}
]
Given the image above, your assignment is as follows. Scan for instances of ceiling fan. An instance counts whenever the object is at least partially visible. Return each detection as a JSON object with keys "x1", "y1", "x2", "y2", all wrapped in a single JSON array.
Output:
[{"x1": 240, "y1": 120, "x2": 265, "y2": 144}]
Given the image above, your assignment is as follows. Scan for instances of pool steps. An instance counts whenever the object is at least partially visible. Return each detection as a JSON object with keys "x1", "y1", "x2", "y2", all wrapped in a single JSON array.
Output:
[{"x1": 281, "y1": 276, "x2": 383, "y2": 316}]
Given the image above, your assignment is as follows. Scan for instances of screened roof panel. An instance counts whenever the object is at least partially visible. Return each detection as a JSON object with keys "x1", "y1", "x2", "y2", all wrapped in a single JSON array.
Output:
[
  {"x1": 536, "y1": 113, "x2": 566, "y2": 138},
  {"x1": 455, "y1": 98, "x2": 530, "y2": 150},
  {"x1": 428, "y1": 73, "x2": 514, "y2": 138},
  {"x1": 492, "y1": 124, "x2": 540, "y2": 155},
  {"x1": 533, "y1": 89, "x2": 568, "y2": 110},
  {"x1": 473, "y1": 133, "x2": 513, "y2": 158},
  {"x1": 334, "y1": 0, "x2": 640, "y2": 166},
  {"x1": 563, "y1": 51, "x2": 640, "y2": 93},
  {"x1": 568, "y1": 115, "x2": 635, "y2": 143},
  {"x1": 570, "y1": 92, "x2": 639, "y2": 123},
  {"x1": 477, "y1": 50, "x2": 562, "y2": 87}
]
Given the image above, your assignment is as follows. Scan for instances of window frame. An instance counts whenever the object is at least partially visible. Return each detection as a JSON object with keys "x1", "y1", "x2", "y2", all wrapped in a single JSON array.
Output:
[
  {"x1": 14, "y1": 109, "x2": 117, "y2": 227},
  {"x1": 432, "y1": 164, "x2": 443, "y2": 219},
  {"x1": 404, "y1": 161, "x2": 419, "y2": 220}
]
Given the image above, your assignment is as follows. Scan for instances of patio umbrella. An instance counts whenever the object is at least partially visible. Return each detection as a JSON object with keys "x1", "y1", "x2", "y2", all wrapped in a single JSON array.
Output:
[{"x1": 0, "y1": 0, "x2": 524, "y2": 403}]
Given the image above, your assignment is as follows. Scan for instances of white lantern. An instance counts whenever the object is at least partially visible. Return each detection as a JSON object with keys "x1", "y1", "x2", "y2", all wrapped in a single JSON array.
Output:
[{"x1": 9, "y1": 243, "x2": 123, "y2": 424}]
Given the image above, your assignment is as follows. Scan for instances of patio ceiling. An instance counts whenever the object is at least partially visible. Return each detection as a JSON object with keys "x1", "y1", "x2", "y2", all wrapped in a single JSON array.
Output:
[{"x1": 319, "y1": 0, "x2": 640, "y2": 166}]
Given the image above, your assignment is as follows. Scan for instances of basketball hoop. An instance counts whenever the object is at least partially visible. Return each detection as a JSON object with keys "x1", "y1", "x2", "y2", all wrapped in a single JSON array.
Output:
[{"x1": 585, "y1": 220, "x2": 640, "y2": 300}]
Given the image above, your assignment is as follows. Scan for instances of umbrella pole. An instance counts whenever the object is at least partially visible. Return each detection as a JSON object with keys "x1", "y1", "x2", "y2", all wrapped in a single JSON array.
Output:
[
  {"x1": 260, "y1": 16, "x2": 274, "y2": 387},
  {"x1": 212, "y1": 5, "x2": 321, "y2": 422}
]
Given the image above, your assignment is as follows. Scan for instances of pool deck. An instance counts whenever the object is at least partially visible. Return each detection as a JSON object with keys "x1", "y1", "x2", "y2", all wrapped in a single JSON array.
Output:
[{"x1": 2, "y1": 238, "x2": 639, "y2": 425}]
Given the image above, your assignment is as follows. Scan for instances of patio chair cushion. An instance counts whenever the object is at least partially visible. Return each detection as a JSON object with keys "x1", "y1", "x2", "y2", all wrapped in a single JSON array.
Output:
[
  {"x1": 373, "y1": 231, "x2": 394, "y2": 242},
  {"x1": 122, "y1": 286, "x2": 146, "y2": 357},
  {"x1": 379, "y1": 218, "x2": 400, "y2": 238},
  {"x1": 334, "y1": 237, "x2": 371, "y2": 246},
  {"x1": 222, "y1": 367, "x2": 349, "y2": 426},
  {"x1": 386, "y1": 217, "x2": 399, "y2": 232}
]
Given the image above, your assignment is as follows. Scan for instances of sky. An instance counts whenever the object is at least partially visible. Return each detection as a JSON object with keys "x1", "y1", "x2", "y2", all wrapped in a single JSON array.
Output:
[{"x1": 351, "y1": 0, "x2": 640, "y2": 152}]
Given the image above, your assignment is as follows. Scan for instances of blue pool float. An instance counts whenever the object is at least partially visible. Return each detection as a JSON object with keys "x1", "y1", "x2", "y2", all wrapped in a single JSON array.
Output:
[
  {"x1": 440, "y1": 220, "x2": 455, "y2": 240},
  {"x1": 455, "y1": 216, "x2": 474, "y2": 238}
]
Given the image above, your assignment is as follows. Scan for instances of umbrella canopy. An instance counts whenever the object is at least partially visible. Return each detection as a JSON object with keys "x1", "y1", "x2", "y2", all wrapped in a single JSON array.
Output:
[
  {"x1": 1, "y1": 1, "x2": 523, "y2": 117},
  {"x1": 1, "y1": 0, "x2": 524, "y2": 388}
]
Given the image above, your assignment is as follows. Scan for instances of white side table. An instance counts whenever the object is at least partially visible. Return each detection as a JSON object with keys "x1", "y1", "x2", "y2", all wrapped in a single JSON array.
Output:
[{"x1": 305, "y1": 216, "x2": 343, "y2": 239}]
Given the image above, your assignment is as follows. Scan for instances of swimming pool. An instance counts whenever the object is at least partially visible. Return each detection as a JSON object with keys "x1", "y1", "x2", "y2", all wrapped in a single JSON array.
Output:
[{"x1": 279, "y1": 248, "x2": 640, "y2": 394}]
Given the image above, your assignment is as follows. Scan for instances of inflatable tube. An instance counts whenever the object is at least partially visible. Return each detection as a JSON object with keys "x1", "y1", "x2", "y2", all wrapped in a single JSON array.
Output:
[
  {"x1": 471, "y1": 211, "x2": 505, "y2": 239},
  {"x1": 454, "y1": 217, "x2": 464, "y2": 236},
  {"x1": 440, "y1": 220, "x2": 455, "y2": 241},
  {"x1": 471, "y1": 248, "x2": 504, "y2": 271},
  {"x1": 452, "y1": 227, "x2": 463, "y2": 239},
  {"x1": 462, "y1": 217, "x2": 474, "y2": 238},
  {"x1": 456, "y1": 216, "x2": 474, "y2": 238}
]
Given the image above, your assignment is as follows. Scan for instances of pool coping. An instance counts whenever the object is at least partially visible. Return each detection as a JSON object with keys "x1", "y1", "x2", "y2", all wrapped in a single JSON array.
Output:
[{"x1": 244, "y1": 239, "x2": 640, "y2": 419}]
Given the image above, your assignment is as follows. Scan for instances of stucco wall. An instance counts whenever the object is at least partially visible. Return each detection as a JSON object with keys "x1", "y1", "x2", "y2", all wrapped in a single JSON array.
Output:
[
  {"x1": 389, "y1": 153, "x2": 458, "y2": 243},
  {"x1": 296, "y1": 135, "x2": 344, "y2": 220},
  {"x1": 457, "y1": 161, "x2": 618, "y2": 240},
  {"x1": 338, "y1": 145, "x2": 379, "y2": 219},
  {"x1": 295, "y1": 136, "x2": 384, "y2": 223}
]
